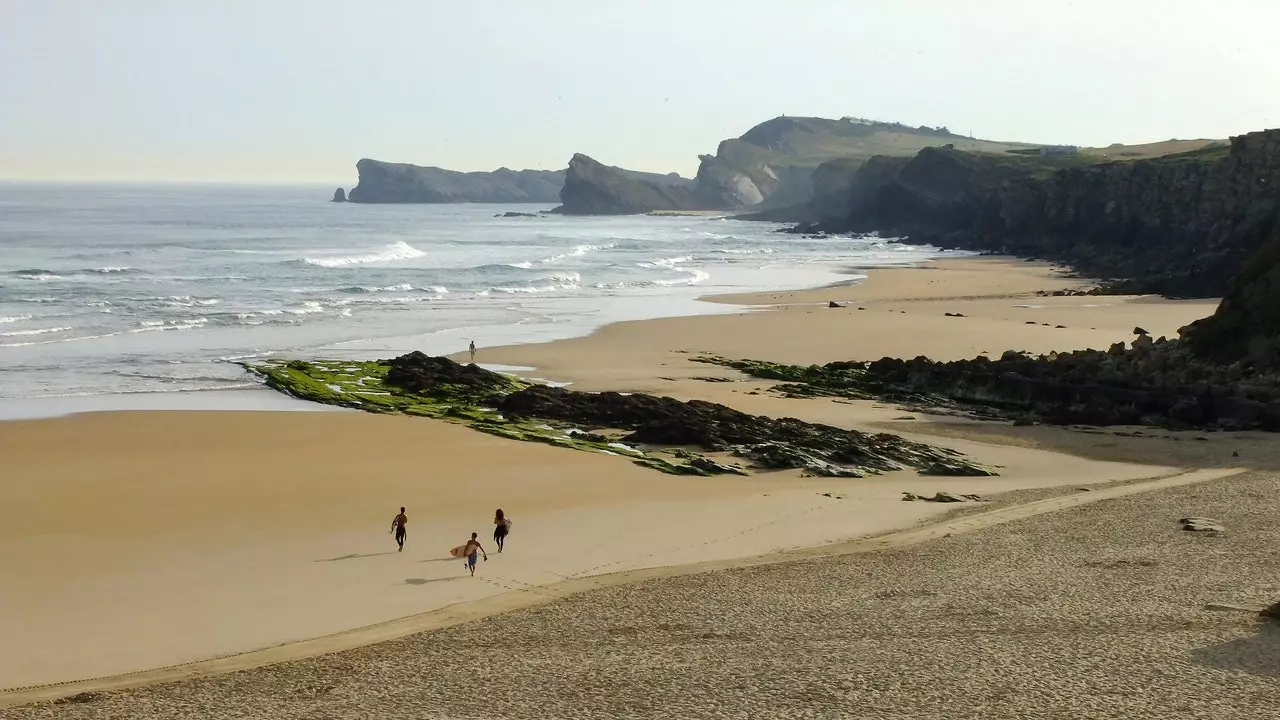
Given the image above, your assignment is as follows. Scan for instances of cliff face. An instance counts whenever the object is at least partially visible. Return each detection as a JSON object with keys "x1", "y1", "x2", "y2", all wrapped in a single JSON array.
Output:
[
  {"x1": 557, "y1": 116, "x2": 1043, "y2": 216},
  {"x1": 347, "y1": 159, "x2": 565, "y2": 203},
  {"x1": 1182, "y1": 215, "x2": 1280, "y2": 367},
  {"x1": 818, "y1": 130, "x2": 1280, "y2": 298},
  {"x1": 555, "y1": 154, "x2": 705, "y2": 215}
]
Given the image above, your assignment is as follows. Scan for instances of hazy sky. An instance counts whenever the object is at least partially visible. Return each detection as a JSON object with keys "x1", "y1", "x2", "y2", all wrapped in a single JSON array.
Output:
[{"x1": 3, "y1": 0, "x2": 1278, "y2": 183}]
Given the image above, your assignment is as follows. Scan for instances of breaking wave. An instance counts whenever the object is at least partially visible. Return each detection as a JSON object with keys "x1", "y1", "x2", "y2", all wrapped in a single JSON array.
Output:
[{"x1": 301, "y1": 241, "x2": 426, "y2": 268}]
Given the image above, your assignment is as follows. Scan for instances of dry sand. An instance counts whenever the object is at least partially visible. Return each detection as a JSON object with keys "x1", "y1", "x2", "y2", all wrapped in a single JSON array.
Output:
[
  {"x1": 4, "y1": 256, "x2": 1261, "y2": 716},
  {"x1": 23, "y1": 468, "x2": 1270, "y2": 720}
]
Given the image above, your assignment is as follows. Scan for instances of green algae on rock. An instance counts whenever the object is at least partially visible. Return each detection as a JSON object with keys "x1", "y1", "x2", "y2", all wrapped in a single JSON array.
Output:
[{"x1": 246, "y1": 352, "x2": 994, "y2": 478}]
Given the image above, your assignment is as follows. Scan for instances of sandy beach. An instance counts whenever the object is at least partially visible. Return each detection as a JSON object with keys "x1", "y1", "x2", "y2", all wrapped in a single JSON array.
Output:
[{"x1": 5, "y1": 256, "x2": 1271, "y2": 717}]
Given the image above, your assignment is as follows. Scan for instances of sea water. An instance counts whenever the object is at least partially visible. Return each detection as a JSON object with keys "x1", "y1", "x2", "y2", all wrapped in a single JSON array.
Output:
[{"x1": 0, "y1": 183, "x2": 950, "y2": 411}]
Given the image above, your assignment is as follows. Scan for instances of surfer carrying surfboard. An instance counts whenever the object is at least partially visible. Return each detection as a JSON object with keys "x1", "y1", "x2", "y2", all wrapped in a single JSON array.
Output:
[
  {"x1": 391, "y1": 507, "x2": 408, "y2": 552},
  {"x1": 462, "y1": 532, "x2": 487, "y2": 576}
]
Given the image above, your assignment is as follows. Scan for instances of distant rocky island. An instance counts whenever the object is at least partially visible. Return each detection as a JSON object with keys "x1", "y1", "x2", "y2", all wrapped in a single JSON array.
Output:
[{"x1": 337, "y1": 159, "x2": 564, "y2": 204}]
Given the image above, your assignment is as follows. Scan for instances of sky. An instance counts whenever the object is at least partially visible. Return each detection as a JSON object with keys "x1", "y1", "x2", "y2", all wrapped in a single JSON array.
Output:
[{"x1": 2, "y1": 0, "x2": 1278, "y2": 183}]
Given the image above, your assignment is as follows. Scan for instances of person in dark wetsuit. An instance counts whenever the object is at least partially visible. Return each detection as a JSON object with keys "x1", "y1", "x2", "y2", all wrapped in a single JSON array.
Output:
[
  {"x1": 493, "y1": 509, "x2": 511, "y2": 552},
  {"x1": 391, "y1": 507, "x2": 408, "y2": 552}
]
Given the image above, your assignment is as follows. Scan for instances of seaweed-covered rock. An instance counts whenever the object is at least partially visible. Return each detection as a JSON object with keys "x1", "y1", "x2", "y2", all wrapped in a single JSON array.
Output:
[
  {"x1": 383, "y1": 351, "x2": 524, "y2": 400},
  {"x1": 496, "y1": 383, "x2": 992, "y2": 477},
  {"x1": 250, "y1": 354, "x2": 992, "y2": 478}
]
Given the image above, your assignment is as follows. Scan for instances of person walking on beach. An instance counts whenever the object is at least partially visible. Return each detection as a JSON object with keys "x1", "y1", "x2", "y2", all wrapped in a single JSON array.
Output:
[
  {"x1": 391, "y1": 507, "x2": 408, "y2": 552},
  {"x1": 468, "y1": 340, "x2": 476, "y2": 362},
  {"x1": 463, "y1": 532, "x2": 487, "y2": 576},
  {"x1": 493, "y1": 509, "x2": 512, "y2": 552}
]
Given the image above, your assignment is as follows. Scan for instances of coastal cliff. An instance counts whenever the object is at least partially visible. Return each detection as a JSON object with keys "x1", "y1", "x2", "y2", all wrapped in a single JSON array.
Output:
[
  {"x1": 556, "y1": 116, "x2": 1042, "y2": 216},
  {"x1": 555, "y1": 154, "x2": 705, "y2": 215},
  {"x1": 347, "y1": 159, "x2": 564, "y2": 203},
  {"x1": 806, "y1": 130, "x2": 1279, "y2": 298}
]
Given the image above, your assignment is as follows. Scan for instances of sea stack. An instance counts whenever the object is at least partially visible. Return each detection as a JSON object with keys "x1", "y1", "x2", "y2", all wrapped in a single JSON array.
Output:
[{"x1": 331, "y1": 188, "x2": 347, "y2": 202}]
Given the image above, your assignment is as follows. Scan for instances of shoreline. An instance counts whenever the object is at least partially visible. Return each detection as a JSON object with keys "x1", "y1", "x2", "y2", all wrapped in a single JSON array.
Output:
[{"x1": 0, "y1": 256, "x2": 1231, "y2": 699}]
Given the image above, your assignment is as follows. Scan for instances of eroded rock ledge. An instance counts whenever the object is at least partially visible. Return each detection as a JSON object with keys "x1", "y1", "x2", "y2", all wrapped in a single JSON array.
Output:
[{"x1": 245, "y1": 352, "x2": 994, "y2": 478}]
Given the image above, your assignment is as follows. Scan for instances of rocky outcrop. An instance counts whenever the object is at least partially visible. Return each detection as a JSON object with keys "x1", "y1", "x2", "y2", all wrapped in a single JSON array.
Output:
[
  {"x1": 555, "y1": 154, "x2": 705, "y2": 215},
  {"x1": 809, "y1": 130, "x2": 1279, "y2": 298},
  {"x1": 347, "y1": 159, "x2": 564, "y2": 203},
  {"x1": 698, "y1": 322, "x2": 1280, "y2": 431},
  {"x1": 249, "y1": 353, "x2": 993, "y2": 478},
  {"x1": 1181, "y1": 216, "x2": 1280, "y2": 366},
  {"x1": 331, "y1": 188, "x2": 347, "y2": 202}
]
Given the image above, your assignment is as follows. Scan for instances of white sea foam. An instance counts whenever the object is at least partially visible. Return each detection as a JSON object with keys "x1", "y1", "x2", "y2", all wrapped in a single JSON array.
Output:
[
  {"x1": 130, "y1": 318, "x2": 208, "y2": 333},
  {"x1": 637, "y1": 255, "x2": 692, "y2": 269},
  {"x1": 87, "y1": 266, "x2": 133, "y2": 273},
  {"x1": 490, "y1": 272, "x2": 582, "y2": 294},
  {"x1": 710, "y1": 247, "x2": 776, "y2": 255},
  {"x1": 0, "y1": 326, "x2": 71, "y2": 337},
  {"x1": 539, "y1": 243, "x2": 615, "y2": 264},
  {"x1": 0, "y1": 315, "x2": 32, "y2": 325},
  {"x1": 302, "y1": 241, "x2": 426, "y2": 268},
  {"x1": 286, "y1": 301, "x2": 326, "y2": 315},
  {"x1": 653, "y1": 268, "x2": 711, "y2": 286},
  {"x1": 0, "y1": 330, "x2": 124, "y2": 348}
]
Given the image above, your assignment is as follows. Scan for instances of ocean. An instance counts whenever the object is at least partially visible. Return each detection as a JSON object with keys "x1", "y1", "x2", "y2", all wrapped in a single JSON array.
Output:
[{"x1": 0, "y1": 183, "x2": 949, "y2": 412}]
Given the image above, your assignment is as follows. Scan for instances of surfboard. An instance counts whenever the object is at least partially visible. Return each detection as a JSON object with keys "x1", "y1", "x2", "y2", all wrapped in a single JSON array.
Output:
[{"x1": 449, "y1": 544, "x2": 468, "y2": 558}]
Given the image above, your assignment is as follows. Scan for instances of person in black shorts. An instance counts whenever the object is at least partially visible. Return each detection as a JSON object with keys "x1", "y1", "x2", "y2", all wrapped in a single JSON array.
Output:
[
  {"x1": 493, "y1": 508, "x2": 511, "y2": 552},
  {"x1": 391, "y1": 507, "x2": 408, "y2": 552}
]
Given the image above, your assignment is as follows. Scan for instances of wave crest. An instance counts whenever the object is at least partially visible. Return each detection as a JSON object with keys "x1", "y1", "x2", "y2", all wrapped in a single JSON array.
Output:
[{"x1": 301, "y1": 241, "x2": 426, "y2": 268}]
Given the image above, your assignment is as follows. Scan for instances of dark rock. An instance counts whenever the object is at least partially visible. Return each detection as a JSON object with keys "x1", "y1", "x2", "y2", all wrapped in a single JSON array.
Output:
[
  {"x1": 944, "y1": 312, "x2": 966, "y2": 317},
  {"x1": 331, "y1": 187, "x2": 347, "y2": 202},
  {"x1": 828, "y1": 301, "x2": 843, "y2": 308},
  {"x1": 494, "y1": 383, "x2": 992, "y2": 477},
  {"x1": 348, "y1": 160, "x2": 564, "y2": 203},
  {"x1": 555, "y1": 154, "x2": 705, "y2": 215},
  {"x1": 1261, "y1": 601, "x2": 1280, "y2": 620},
  {"x1": 902, "y1": 491, "x2": 982, "y2": 502},
  {"x1": 55, "y1": 692, "x2": 103, "y2": 704},
  {"x1": 1180, "y1": 517, "x2": 1226, "y2": 533},
  {"x1": 1134, "y1": 327, "x2": 1149, "y2": 336},
  {"x1": 495, "y1": 211, "x2": 539, "y2": 218}
]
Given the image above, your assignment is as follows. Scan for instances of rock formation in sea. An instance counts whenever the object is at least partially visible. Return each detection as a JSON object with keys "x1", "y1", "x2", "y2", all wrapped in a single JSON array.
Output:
[
  {"x1": 331, "y1": 188, "x2": 346, "y2": 202},
  {"x1": 554, "y1": 154, "x2": 706, "y2": 215},
  {"x1": 346, "y1": 159, "x2": 565, "y2": 203},
  {"x1": 793, "y1": 129, "x2": 1278, "y2": 298}
]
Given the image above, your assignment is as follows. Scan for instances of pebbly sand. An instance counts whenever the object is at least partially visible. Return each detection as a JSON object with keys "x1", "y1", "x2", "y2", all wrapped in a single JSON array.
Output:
[{"x1": 5, "y1": 256, "x2": 1274, "y2": 717}]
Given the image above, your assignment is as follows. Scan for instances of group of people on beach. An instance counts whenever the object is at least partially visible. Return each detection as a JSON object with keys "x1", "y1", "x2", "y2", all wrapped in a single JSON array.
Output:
[{"x1": 390, "y1": 506, "x2": 511, "y2": 577}]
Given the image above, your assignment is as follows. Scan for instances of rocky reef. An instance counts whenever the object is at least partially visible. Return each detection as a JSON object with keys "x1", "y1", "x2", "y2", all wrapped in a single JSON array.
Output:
[
  {"x1": 554, "y1": 154, "x2": 705, "y2": 215},
  {"x1": 330, "y1": 188, "x2": 346, "y2": 202},
  {"x1": 245, "y1": 352, "x2": 994, "y2": 478},
  {"x1": 800, "y1": 130, "x2": 1279, "y2": 298},
  {"x1": 347, "y1": 159, "x2": 564, "y2": 203}
]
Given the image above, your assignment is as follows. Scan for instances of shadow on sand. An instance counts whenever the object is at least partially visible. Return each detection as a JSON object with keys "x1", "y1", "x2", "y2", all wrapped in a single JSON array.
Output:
[
  {"x1": 315, "y1": 552, "x2": 397, "y2": 562},
  {"x1": 403, "y1": 576, "x2": 465, "y2": 586},
  {"x1": 1190, "y1": 620, "x2": 1280, "y2": 678}
]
